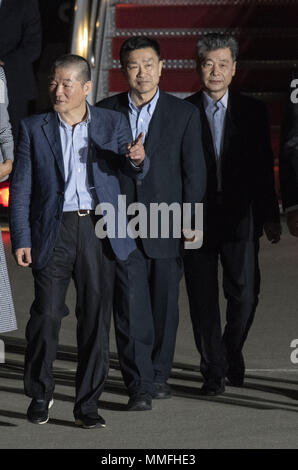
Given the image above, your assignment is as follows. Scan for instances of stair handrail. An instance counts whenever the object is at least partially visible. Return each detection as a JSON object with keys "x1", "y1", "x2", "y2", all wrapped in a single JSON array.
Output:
[{"x1": 71, "y1": 0, "x2": 111, "y2": 104}]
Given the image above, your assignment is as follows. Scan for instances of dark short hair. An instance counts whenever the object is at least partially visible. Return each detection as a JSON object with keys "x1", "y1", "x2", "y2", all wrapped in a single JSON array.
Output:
[
  {"x1": 50, "y1": 54, "x2": 91, "y2": 83},
  {"x1": 120, "y1": 36, "x2": 161, "y2": 67},
  {"x1": 197, "y1": 33, "x2": 239, "y2": 62}
]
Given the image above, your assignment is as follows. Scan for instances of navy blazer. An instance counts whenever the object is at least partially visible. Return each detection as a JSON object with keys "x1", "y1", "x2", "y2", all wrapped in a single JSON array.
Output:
[
  {"x1": 186, "y1": 90, "x2": 280, "y2": 241},
  {"x1": 97, "y1": 91, "x2": 206, "y2": 258},
  {"x1": 9, "y1": 105, "x2": 148, "y2": 269}
]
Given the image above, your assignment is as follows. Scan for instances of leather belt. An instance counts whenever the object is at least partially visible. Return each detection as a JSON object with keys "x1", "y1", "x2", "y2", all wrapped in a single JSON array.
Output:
[
  {"x1": 62, "y1": 210, "x2": 96, "y2": 217},
  {"x1": 77, "y1": 209, "x2": 95, "y2": 216}
]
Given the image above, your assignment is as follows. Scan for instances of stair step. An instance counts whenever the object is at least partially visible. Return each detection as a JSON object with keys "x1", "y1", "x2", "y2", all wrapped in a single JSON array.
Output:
[
  {"x1": 112, "y1": 32, "x2": 298, "y2": 61},
  {"x1": 111, "y1": 58, "x2": 297, "y2": 71},
  {"x1": 116, "y1": 4, "x2": 298, "y2": 29},
  {"x1": 109, "y1": 67, "x2": 292, "y2": 94}
]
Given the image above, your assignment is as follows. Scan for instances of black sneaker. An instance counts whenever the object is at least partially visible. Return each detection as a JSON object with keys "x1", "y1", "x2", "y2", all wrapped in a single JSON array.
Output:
[
  {"x1": 127, "y1": 392, "x2": 152, "y2": 411},
  {"x1": 27, "y1": 398, "x2": 54, "y2": 424},
  {"x1": 152, "y1": 382, "x2": 172, "y2": 399},
  {"x1": 199, "y1": 378, "x2": 225, "y2": 396},
  {"x1": 74, "y1": 411, "x2": 106, "y2": 429}
]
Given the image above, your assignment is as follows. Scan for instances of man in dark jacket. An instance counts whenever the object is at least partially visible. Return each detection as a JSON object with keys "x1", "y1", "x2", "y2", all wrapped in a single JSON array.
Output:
[
  {"x1": 184, "y1": 33, "x2": 281, "y2": 396},
  {"x1": 97, "y1": 36, "x2": 206, "y2": 411},
  {"x1": 10, "y1": 54, "x2": 147, "y2": 428}
]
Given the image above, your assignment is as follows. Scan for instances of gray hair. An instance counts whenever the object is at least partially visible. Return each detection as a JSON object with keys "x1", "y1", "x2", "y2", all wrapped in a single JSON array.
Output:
[
  {"x1": 197, "y1": 34, "x2": 239, "y2": 62},
  {"x1": 50, "y1": 54, "x2": 91, "y2": 84}
]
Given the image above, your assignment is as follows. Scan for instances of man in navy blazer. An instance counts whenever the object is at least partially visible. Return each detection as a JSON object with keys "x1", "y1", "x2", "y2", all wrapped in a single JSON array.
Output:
[
  {"x1": 9, "y1": 54, "x2": 147, "y2": 428},
  {"x1": 97, "y1": 36, "x2": 206, "y2": 411},
  {"x1": 184, "y1": 34, "x2": 281, "y2": 396}
]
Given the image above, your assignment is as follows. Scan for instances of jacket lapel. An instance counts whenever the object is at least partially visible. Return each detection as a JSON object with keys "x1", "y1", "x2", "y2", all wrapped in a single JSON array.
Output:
[
  {"x1": 195, "y1": 91, "x2": 217, "y2": 162},
  {"x1": 89, "y1": 105, "x2": 111, "y2": 147},
  {"x1": 42, "y1": 112, "x2": 65, "y2": 181},
  {"x1": 221, "y1": 92, "x2": 241, "y2": 161},
  {"x1": 143, "y1": 91, "x2": 172, "y2": 157}
]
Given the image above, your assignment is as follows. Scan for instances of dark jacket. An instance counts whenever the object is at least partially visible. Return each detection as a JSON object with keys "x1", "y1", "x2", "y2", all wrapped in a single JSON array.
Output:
[
  {"x1": 186, "y1": 90, "x2": 280, "y2": 241},
  {"x1": 9, "y1": 106, "x2": 149, "y2": 269},
  {"x1": 97, "y1": 90, "x2": 206, "y2": 258},
  {"x1": 0, "y1": 0, "x2": 41, "y2": 103}
]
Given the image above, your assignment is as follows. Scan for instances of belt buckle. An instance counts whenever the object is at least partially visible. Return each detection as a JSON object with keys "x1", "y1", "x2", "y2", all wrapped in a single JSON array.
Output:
[{"x1": 77, "y1": 209, "x2": 90, "y2": 217}]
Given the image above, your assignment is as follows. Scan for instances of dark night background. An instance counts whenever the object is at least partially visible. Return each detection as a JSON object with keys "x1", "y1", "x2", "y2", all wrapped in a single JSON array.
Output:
[{"x1": 35, "y1": 0, "x2": 75, "y2": 111}]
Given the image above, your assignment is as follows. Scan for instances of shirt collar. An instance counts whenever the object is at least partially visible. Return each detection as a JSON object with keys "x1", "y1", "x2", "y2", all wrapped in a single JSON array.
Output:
[
  {"x1": 57, "y1": 102, "x2": 91, "y2": 129},
  {"x1": 203, "y1": 89, "x2": 229, "y2": 111},
  {"x1": 128, "y1": 87, "x2": 160, "y2": 116}
]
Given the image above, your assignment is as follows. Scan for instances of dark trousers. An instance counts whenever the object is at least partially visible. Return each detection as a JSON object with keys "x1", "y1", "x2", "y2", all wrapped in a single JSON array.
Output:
[
  {"x1": 184, "y1": 235, "x2": 260, "y2": 381},
  {"x1": 113, "y1": 247, "x2": 183, "y2": 396},
  {"x1": 24, "y1": 212, "x2": 115, "y2": 415}
]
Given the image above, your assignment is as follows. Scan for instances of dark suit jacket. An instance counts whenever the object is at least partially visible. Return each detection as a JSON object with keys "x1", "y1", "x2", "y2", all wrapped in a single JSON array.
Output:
[
  {"x1": 96, "y1": 90, "x2": 206, "y2": 259},
  {"x1": 0, "y1": 0, "x2": 41, "y2": 104},
  {"x1": 279, "y1": 70, "x2": 298, "y2": 210},
  {"x1": 9, "y1": 106, "x2": 149, "y2": 269},
  {"x1": 186, "y1": 90, "x2": 280, "y2": 242}
]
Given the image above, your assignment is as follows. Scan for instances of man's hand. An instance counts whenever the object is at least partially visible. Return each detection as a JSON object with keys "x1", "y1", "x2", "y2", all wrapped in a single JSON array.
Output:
[
  {"x1": 0, "y1": 60, "x2": 5, "y2": 66},
  {"x1": 286, "y1": 209, "x2": 298, "y2": 237},
  {"x1": 126, "y1": 132, "x2": 145, "y2": 166},
  {"x1": 14, "y1": 248, "x2": 32, "y2": 267},
  {"x1": 264, "y1": 222, "x2": 282, "y2": 243},
  {"x1": 0, "y1": 160, "x2": 13, "y2": 179}
]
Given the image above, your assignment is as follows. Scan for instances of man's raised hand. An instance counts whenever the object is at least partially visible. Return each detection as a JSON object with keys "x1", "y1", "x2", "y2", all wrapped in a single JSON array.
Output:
[{"x1": 126, "y1": 132, "x2": 145, "y2": 166}]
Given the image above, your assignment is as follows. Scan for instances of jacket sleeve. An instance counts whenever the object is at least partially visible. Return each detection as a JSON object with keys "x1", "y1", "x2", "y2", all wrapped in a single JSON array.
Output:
[
  {"x1": 9, "y1": 120, "x2": 33, "y2": 251},
  {"x1": 255, "y1": 101, "x2": 280, "y2": 223},
  {"x1": 279, "y1": 82, "x2": 298, "y2": 211}
]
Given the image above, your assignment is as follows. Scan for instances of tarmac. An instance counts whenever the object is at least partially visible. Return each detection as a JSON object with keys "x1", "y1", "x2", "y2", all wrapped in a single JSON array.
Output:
[{"x1": 0, "y1": 216, "x2": 298, "y2": 450}]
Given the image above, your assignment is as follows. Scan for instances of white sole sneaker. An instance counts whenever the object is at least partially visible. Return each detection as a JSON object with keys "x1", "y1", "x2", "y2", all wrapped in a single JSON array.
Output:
[{"x1": 33, "y1": 398, "x2": 54, "y2": 425}]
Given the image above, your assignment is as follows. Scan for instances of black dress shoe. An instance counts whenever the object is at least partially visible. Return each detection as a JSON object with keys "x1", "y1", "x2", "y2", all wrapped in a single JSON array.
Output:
[
  {"x1": 127, "y1": 392, "x2": 152, "y2": 411},
  {"x1": 27, "y1": 398, "x2": 54, "y2": 424},
  {"x1": 226, "y1": 353, "x2": 245, "y2": 387},
  {"x1": 199, "y1": 378, "x2": 225, "y2": 396},
  {"x1": 74, "y1": 411, "x2": 106, "y2": 429},
  {"x1": 226, "y1": 373, "x2": 244, "y2": 387},
  {"x1": 152, "y1": 382, "x2": 172, "y2": 399}
]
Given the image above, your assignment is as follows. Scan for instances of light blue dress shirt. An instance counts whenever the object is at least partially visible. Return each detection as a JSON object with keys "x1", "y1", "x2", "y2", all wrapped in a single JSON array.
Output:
[
  {"x1": 203, "y1": 89, "x2": 229, "y2": 192},
  {"x1": 57, "y1": 105, "x2": 96, "y2": 212},
  {"x1": 128, "y1": 88, "x2": 160, "y2": 142}
]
